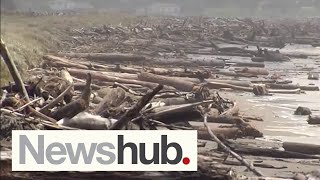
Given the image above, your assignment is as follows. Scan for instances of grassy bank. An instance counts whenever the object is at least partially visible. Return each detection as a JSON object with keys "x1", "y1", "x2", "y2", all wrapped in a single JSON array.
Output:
[{"x1": 0, "y1": 12, "x2": 137, "y2": 85}]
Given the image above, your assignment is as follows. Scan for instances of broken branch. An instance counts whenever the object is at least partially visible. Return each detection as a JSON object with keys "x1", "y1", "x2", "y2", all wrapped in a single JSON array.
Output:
[
  {"x1": 0, "y1": 39, "x2": 30, "y2": 102},
  {"x1": 110, "y1": 84, "x2": 163, "y2": 130},
  {"x1": 203, "y1": 113, "x2": 264, "y2": 177}
]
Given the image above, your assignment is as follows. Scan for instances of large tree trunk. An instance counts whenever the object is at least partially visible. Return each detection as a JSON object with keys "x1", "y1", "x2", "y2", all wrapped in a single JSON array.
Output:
[
  {"x1": 138, "y1": 72, "x2": 195, "y2": 91},
  {"x1": 42, "y1": 55, "x2": 89, "y2": 69},
  {"x1": 68, "y1": 68, "x2": 167, "y2": 90}
]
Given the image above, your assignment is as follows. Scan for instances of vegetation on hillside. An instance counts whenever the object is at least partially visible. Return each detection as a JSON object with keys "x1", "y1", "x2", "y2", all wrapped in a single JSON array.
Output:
[{"x1": 0, "y1": 12, "x2": 137, "y2": 85}]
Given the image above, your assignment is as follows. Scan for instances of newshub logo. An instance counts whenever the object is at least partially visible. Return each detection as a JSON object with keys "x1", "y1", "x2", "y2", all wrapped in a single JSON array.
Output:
[{"x1": 12, "y1": 130, "x2": 197, "y2": 171}]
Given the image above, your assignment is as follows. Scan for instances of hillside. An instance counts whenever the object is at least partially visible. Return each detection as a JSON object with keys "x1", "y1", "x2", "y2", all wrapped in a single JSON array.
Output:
[{"x1": 0, "y1": 12, "x2": 137, "y2": 85}]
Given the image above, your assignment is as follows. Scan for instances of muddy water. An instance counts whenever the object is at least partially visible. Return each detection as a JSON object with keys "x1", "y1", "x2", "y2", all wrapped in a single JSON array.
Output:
[{"x1": 222, "y1": 45, "x2": 320, "y2": 145}]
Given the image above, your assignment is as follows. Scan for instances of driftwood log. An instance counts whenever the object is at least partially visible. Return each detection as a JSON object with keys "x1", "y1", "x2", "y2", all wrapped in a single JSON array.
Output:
[
  {"x1": 152, "y1": 58, "x2": 225, "y2": 67},
  {"x1": 216, "y1": 70, "x2": 258, "y2": 78},
  {"x1": 233, "y1": 62, "x2": 265, "y2": 68},
  {"x1": 147, "y1": 100, "x2": 215, "y2": 123},
  {"x1": 234, "y1": 67, "x2": 269, "y2": 76},
  {"x1": 68, "y1": 68, "x2": 165, "y2": 90},
  {"x1": 266, "y1": 83, "x2": 319, "y2": 91},
  {"x1": 148, "y1": 103, "x2": 208, "y2": 124},
  {"x1": 112, "y1": 64, "x2": 141, "y2": 74},
  {"x1": 191, "y1": 120, "x2": 263, "y2": 140},
  {"x1": 43, "y1": 55, "x2": 89, "y2": 69},
  {"x1": 269, "y1": 88, "x2": 301, "y2": 94},
  {"x1": 195, "y1": 124, "x2": 261, "y2": 140},
  {"x1": 206, "y1": 81, "x2": 252, "y2": 92},
  {"x1": 138, "y1": 72, "x2": 196, "y2": 91},
  {"x1": 69, "y1": 68, "x2": 139, "y2": 80},
  {"x1": 283, "y1": 142, "x2": 320, "y2": 155},
  {"x1": 206, "y1": 79, "x2": 251, "y2": 87},
  {"x1": 226, "y1": 141, "x2": 320, "y2": 159},
  {"x1": 209, "y1": 112, "x2": 236, "y2": 124},
  {"x1": 0, "y1": 39, "x2": 30, "y2": 102},
  {"x1": 202, "y1": 114, "x2": 264, "y2": 177},
  {"x1": 57, "y1": 52, "x2": 146, "y2": 63},
  {"x1": 145, "y1": 67, "x2": 211, "y2": 79}
]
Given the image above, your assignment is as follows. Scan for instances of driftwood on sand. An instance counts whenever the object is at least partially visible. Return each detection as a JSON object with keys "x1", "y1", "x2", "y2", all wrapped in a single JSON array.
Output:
[{"x1": 1, "y1": 16, "x2": 320, "y2": 180}]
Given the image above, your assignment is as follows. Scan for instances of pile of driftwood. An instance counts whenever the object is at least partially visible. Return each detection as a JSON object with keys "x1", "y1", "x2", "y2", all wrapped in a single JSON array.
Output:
[
  {"x1": 64, "y1": 17, "x2": 320, "y2": 55},
  {"x1": 1, "y1": 37, "x2": 266, "y2": 178},
  {"x1": 53, "y1": 16, "x2": 320, "y2": 98},
  {"x1": 1, "y1": 38, "x2": 320, "y2": 179},
  {"x1": 1, "y1": 17, "x2": 320, "y2": 179},
  {"x1": 42, "y1": 50, "x2": 319, "y2": 98}
]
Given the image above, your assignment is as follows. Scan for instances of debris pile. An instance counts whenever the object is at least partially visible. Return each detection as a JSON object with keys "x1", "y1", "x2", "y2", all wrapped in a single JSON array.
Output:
[
  {"x1": 65, "y1": 17, "x2": 320, "y2": 54},
  {"x1": 1, "y1": 16, "x2": 320, "y2": 179}
]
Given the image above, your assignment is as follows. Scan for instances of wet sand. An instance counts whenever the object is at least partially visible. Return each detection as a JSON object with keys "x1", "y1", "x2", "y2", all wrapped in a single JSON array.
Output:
[{"x1": 219, "y1": 45, "x2": 320, "y2": 145}]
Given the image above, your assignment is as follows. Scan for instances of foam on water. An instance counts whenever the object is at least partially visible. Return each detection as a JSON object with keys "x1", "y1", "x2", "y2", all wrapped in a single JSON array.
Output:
[{"x1": 245, "y1": 48, "x2": 320, "y2": 144}]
